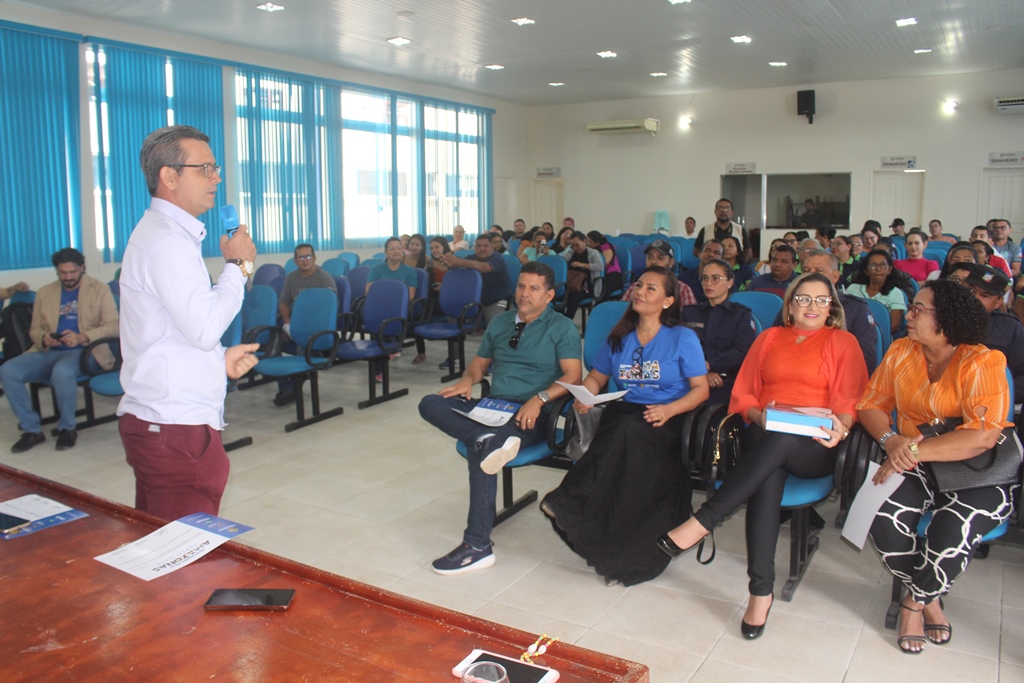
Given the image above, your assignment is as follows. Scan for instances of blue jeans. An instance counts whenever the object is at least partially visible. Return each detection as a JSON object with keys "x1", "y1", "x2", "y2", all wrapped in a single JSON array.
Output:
[
  {"x1": 418, "y1": 394, "x2": 549, "y2": 548},
  {"x1": 0, "y1": 349, "x2": 82, "y2": 433}
]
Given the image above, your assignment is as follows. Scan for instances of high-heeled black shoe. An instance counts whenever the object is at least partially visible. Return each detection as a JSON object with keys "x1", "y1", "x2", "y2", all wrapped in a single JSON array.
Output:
[
  {"x1": 740, "y1": 594, "x2": 774, "y2": 640},
  {"x1": 656, "y1": 533, "x2": 694, "y2": 559}
]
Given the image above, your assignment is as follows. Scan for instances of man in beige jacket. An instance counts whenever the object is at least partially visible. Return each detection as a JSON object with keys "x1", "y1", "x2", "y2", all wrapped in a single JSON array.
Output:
[{"x1": 0, "y1": 248, "x2": 119, "y2": 452}]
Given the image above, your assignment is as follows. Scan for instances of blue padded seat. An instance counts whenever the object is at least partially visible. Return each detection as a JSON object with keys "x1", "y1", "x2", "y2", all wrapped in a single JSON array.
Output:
[
  {"x1": 414, "y1": 269, "x2": 482, "y2": 382},
  {"x1": 89, "y1": 372, "x2": 123, "y2": 397}
]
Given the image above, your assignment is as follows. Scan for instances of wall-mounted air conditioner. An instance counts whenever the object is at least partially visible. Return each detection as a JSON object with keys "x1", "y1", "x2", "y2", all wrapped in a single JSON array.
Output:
[
  {"x1": 995, "y1": 96, "x2": 1024, "y2": 114},
  {"x1": 586, "y1": 118, "x2": 659, "y2": 135}
]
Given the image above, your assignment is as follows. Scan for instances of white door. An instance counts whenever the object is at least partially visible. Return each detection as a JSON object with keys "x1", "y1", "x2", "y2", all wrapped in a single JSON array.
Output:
[
  {"x1": 493, "y1": 177, "x2": 516, "y2": 232},
  {"x1": 871, "y1": 171, "x2": 924, "y2": 228},
  {"x1": 979, "y1": 168, "x2": 1024, "y2": 242},
  {"x1": 532, "y1": 179, "x2": 563, "y2": 228}
]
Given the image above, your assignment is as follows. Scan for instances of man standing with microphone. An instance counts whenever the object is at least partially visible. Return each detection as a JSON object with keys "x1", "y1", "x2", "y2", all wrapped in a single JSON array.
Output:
[{"x1": 118, "y1": 125, "x2": 258, "y2": 519}]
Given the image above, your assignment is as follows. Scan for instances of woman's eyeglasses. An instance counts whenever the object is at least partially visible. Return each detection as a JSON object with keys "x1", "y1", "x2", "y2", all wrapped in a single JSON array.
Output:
[
  {"x1": 699, "y1": 274, "x2": 729, "y2": 284},
  {"x1": 867, "y1": 262, "x2": 890, "y2": 271},
  {"x1": 508, "y1": 322, "x2": 527, "y2": 349},
  {"x1": 907, "y1": 302, "x2": 937, "y2": 317},
  {"x1": 792, "y1": 295, "x2": 832, "y2": 308}
]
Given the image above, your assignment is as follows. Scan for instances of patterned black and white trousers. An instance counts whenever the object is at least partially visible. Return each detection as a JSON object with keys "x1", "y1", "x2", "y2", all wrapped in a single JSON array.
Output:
[{"x1": 869, "y1": 465, "x2": 1017, "y2": 604}]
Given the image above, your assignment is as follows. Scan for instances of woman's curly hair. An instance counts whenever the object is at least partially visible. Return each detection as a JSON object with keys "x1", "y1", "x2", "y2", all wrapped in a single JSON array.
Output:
[{"x1": 921, "y1": 279, "x2": 989, "y2": 346}]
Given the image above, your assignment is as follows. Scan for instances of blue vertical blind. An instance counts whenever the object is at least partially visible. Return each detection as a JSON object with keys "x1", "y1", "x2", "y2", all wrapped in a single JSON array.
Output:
[
  {"x1": 90, "y1": 45, "x2": 225, "y2": 262},
  {"x1": 0, "y1": 26, "x2": 81, "y2": 269},
  {"x1": 422, "y1": 103, "x2": 487, "y2": 238}
]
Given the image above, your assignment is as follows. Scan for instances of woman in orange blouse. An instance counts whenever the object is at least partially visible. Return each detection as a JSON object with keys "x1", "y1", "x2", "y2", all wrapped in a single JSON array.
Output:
[
  {"x1": 658, "y1": 273, "x2": 869, "y2": 639},
  {"x1": 858, "y1": 279, "x2": 1014, "y2": 654}
]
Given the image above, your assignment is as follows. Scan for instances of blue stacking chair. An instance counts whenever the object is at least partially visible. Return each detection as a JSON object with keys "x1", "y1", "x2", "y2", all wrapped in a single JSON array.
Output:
[
  {"x1": 610, "y1": 248, "x2": 632, "y2": 298},
  {"x1": 538, "y1": 254, "x2": 571, "y2": 314},
  {"x1": 503, "y1": 255, "x2": 522, "y2": 309},
  {"x1": 322, "y1": 257, "x2": 350, "y2": 277},
  {"x1": 250, "y1": 288, "x2": 343, "y2": 431},
  {"x1": 413, "y1": 269, "x2": 482, "y2": 382},
  {"x1": 890, "y1": 241, "x2": 906, "y2": 259},
  {"x1": 881, "y1": 369, "x2": 1017, "y2": 628},
  {"x1": 371, "y1": 252, "x2": 386, "y2": 260},
  {"x1": 347, "y1": 266, "x2": 372, "y2": 301},
  {"x1": 861, "y1": 297, "x2": 892, "y2": 355},
  {"x1": 253, "y1": 263, "x2": 285, "y2": 287},
  {"x1": 455, "y1": 249, "x2": 474, "y2": 259},
  {"x1": 9, "y1": 290, "x2": 36, "y2": 305},
  {"x1": 729, "y1": 291, "x2": 783, "y2": 332},
  {"x1": 331, "y1": 276, "x2": 352, "y2": 316},
  {"x1": 338, "y1": 252, "x2": 360, "y2": 270},
  {"x1": 219, "y1": 312, "x2": 254, "y2": 451},
  {"x1": 284, "y1": 259, "x2": 298, "y2": 274},
  {"x1": 584, "y1": 301, "x2": 629, "y2": 381},
  {"x1": 335, "y1": 279, "x2": 410, "y2": 409},
  {"x1": 508, "y1": 238, "x2": 521, "y2": 255},
  {"x1": 927, "y1": 241, "x2": 951, "y2": 254},
  {"x1": 631, "y1": 243, "x2": 649, "y2": 281},
  {"x1": 238, "y1": 285, "x2": 281, "y2": 393},
  {"x1": 266, "y1": 275, "x2": 285, "y2": 300}
]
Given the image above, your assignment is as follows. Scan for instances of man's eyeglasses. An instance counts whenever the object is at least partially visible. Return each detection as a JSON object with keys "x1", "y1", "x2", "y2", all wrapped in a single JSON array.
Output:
[
  {"x1": 699, "y1": 274, "x2": 729, "y2": 284},
  {"x1": 174, "y1": 163, "x2": 222, "y2": 178},
  {"x1": 508, "y1": 322, "x2": 527, "y2": 350},
  {"x1": 949, "y1": 275, "x2": 966, "y2": 285},
  {"x1": 792, "y1": 295, "x2": 832, "y2": 308},
  {"x1": 296, "y1": 254, "x2": 314, "y2": 261},
  {"x1": 907, "y1": 302, "x2": 937, "y2": 317},
  {"x1": 867, "y1": 262, "x2": 890, "y2": 270}
]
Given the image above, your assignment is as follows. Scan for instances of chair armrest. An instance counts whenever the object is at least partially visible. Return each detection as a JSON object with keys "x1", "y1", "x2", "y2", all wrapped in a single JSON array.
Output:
[
  {"x1": 243, "y1": 325, "x2": 284, "y2": 357},
  {"x1": 304, "y1": 329, "x2": 340, "y2": 369},
  {"x1": 591, "y1": 275, "x2": 606, "y2": 302},
  {"x1": 374, "y1": 316, "x2": 408, "y2": 355},
  {"x1": 351, "y1": 296, "x2": 367, "y2": 323},
  {"x1": 479, "y1": 379, "x2": 490, "y2": 397},
  {"x1": 457, "y1": 301, "x2": 483, "y2": 333},
  {"x1": 545, "y1": 394, "x2": 575, "y2": 451},
  {"x1": 79, "y1": 336, "x2": 122, "y2": 377},
  {"x1": 409, "y1": 296, "x2": 434, "y2": 326}
]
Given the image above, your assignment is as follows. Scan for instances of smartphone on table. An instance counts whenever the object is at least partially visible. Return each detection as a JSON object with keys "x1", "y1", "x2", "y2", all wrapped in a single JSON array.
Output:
[
  {"x1": 203, "y1": 588, "x2": 295, "y2": 611},
  {"x1": 452, "y1": 649, "x2": 559, "y2": 683},
  {"x1": 1, "y1": 512, "x2": 32, "y2": 534}
]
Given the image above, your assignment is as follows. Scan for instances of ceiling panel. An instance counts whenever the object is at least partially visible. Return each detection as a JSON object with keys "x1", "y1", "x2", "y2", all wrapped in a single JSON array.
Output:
[{"x1": 7, "y1": 0, "x2": 1023, "y2": 105}]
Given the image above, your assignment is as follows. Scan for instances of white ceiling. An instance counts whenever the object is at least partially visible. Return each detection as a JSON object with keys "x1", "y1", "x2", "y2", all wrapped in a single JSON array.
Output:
[{"x1": 10, "y1": 0, "x2": 1024, "y2": 106}]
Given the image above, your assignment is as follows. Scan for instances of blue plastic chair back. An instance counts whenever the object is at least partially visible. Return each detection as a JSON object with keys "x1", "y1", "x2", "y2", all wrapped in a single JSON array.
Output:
[
  {"x1": 538, "y1": 254, "x2": 569, "y2": 300},
  {"x1": 242, "y1": 285, "x2": 279, "y2": 345},
  {"x1": 508, "y1": 238, "x2": 521, "y2": 255},
  {"x1": 371, "y1": 252, "x2": 387, "y2": 260},
  {"x1": 284, "y1": 259, "x2": 298, "y2": 274},
  {"x1": 347, "y1": 266, "x2": 372, "y2": 297},
  {"x1": 220, "y1": 312, "x2": 243, "y2": 347},
  {"x1": 437, "y1": 269, "x2": 483, "y2": 321},
  {"x1": 502, "y1": 254, "x2": 522, "y2": 290},
  {"x1": 108, "y1": 280, "x2": 120, "y2": 298},
  {"x1": 891, "y1": 235, "x2": 906, "y2": 245},
  {"x1": 9, "y1": 290, "x2": 35, "y2": 305},
  {"x1": 361, "y1": 258, "x2": 384, "y2": 270},
  {"x1": 890, "y1": 241, "x2": 906, "y2": 259},
  {"x1": 414, "y1": 268, "x2": 430, "y2": 300},
  {"x1": 338, "y1": 252, "x2": 360, "y2": 269},
  {"x1": 927, "y1": 241, "x2": 951, "y2": 254},
  {"x1": 253, "y1": 263, "x2": 285, "y2": 286},
  {"x1": 332, "y1": 276, "x2": 352, "y2": 314},
  {"x1": 322, "y1": 258, "x2": 350, "y2": 277},
  {"x1": 455, "y1": 249, "x2": 474, "y2": 259},
  {"x1": 751, "y1": 315, "x2": 764, "y2": 334},
  {"x1": 922, "y1": 249, "x2": 946, "y2": 265},
  {"x1": 290, "y1": 288, "x2": 338, "y2": 351},
  {"x1": 267, "y1": 275, "x2": 285, "y2": 299},
  {"x1": 862, "y1": 297, "x2": 892, "y2": 353},
  {"x1": 583, "y1": 301, "x2": 629, "y2": 370},
  {"x1": 631, "y1": 244, "x2": 649, "y2": 279},
  {"x1": 363, "y1": 279, "x2": 409, "y2": 337},
  {"x1": 729, "y1": 291, "x2": 783, "y2": 331},
  {"x1": 615, "y1": 249, "x2": 632, "y2": 286}
]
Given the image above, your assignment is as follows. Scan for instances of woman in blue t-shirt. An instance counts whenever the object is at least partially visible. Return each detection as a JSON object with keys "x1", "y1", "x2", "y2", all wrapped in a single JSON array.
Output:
[
  {"x1": 367, "y1": 237, "x2": 419, "y2": 301},
  {"x1": 541, "y1": 266, "x2": 710, "y2": 585}
]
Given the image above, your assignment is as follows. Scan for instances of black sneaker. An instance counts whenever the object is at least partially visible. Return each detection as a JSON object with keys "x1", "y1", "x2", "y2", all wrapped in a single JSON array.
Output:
[
  {"x1": 438, "y1": 358, "x2": 451, "y2": 370},
  {"x1": 273, "y1": 390, "x2": 295, "y2": 406},
  {"x1": 11, "y1": 432, "x2": 45, "y2": 454},
  {"x1": 431, "y1": 542, "x2": 495, "y2": 575},
  {"x1": 55, "y1": 429, "x2": 77, "y2": 451}
]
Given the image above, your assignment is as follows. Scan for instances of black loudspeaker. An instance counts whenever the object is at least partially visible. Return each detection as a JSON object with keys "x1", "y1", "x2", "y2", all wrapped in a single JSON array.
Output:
[{"x1": 797, "y1": 89, "x2": 815, "y2": 124}]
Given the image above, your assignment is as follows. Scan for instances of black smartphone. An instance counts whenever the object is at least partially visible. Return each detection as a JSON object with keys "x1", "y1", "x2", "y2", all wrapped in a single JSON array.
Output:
[
  {"x1": 1, "y1": 512, "x2": 32, "y2": 534},
  {"x1": 204, "y1": 588, "x2": 295, "y2": 611}
]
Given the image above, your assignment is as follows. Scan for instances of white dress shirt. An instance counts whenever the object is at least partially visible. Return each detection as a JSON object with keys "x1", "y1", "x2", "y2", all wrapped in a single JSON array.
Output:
[{"x1": 117, "y1": 198, "x2": 245, "y2": 429}]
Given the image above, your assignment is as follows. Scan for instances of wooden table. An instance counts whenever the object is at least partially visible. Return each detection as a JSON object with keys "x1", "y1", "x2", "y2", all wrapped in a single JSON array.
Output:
[{"x1": 0, "y1": 465, "x2": 648, "y2": 682}]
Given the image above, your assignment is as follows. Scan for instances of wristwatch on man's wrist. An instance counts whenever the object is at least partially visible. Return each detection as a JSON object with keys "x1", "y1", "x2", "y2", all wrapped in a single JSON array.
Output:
[
  {"x1": 226, "y1": 259, "x2": 255, "y2": 277},
  {"x1": 537, "y1": 391, "x2": 551, "y2": 404}
]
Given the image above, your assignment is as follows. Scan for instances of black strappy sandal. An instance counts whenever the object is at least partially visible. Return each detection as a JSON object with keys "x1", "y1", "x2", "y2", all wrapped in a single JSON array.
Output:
[{"x1": 898, "y1": 602, "x2": 927, "y2": 654}]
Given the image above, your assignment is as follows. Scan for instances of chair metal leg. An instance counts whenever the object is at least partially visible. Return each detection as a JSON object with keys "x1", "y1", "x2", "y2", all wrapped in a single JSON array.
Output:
[
  {"x1": 284, "y1": 372, "x2": 344, "y2": 432},
  {"x1": 440, "y1": 338, "x2": 464, "y2": 383},
  {"x1": 358, "y1": 357, "x2": 408, "y2": 409},
  {"x1": 885, "y1": 575, "x2": 903, "y2": 629},
  {"x1": 223, "y1": 436, "x2": 253, "y2": 452},
  {"x1": 493, "y1": 466, "x2": 538, "y2": 527},
  {"x1": 781, "y1": 506, "x2": 820, "y2": 601}
]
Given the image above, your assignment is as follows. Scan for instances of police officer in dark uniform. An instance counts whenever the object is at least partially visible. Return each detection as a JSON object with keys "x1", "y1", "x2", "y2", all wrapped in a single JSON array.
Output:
[
  {"x1": 963, "y1": 264, "x2": 1024, "y2": 403},
  {"x1": 682, "y1": 259, "x2": 757, "y2": 404}
]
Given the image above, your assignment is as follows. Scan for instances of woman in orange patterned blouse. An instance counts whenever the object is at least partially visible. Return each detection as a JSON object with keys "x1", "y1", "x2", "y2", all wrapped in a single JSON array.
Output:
[{"x1": 858, "y1": 279, "x2": 1015, "y2": 654}]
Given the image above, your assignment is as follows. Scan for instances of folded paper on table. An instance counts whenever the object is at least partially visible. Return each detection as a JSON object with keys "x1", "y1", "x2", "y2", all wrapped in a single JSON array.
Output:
[
  {"x1": 1, "y1": 494, "x2": 89, "y2": 540},
  {"x1": 765, "y1": 405, "x2": 832, "y2": 438},
  {"x1": 556, "y1": 381, "x2": 629, "y2": 407},
  {"x1": 841, "y1": 461, "x2": 904, "y2": 550},
  {"x1": 452, "y1": 397, "x2": 521, "y2": 427}
]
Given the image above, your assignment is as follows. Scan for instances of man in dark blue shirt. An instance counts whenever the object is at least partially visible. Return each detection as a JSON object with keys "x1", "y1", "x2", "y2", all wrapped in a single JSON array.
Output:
[
  {"x1": 746, "y1": 244, "x2": 798, "y2": 298},
  {"x1": 443, "y1": 234, "x2": 512, "y2": 324},
  {"x1": 960, "y1": 264, "x2": 1024, "y2": 403}
]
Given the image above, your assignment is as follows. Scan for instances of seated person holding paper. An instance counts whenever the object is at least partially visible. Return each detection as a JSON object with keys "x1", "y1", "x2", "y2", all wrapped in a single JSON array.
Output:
[
  {"x1": 540, "y1": 266, "x2": 709, "y2": 586},
  {"x1": 657, "y1": 272, "x2": 868, "y2": 640},
  {"x1": 857, "y1": 279, "x2": 1014, "y2": 654},
  {"x1": 418, "y1": 261, "x2": 581, "y2": 575}
]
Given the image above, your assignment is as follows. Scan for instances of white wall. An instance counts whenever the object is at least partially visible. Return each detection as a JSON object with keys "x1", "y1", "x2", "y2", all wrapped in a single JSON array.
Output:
[
  {"x1": 526, "y1": 69, "x2": 1024, "y2": 251},
  {"x1": 0, "y1": 1, "x2": 531, "y2": 288}
]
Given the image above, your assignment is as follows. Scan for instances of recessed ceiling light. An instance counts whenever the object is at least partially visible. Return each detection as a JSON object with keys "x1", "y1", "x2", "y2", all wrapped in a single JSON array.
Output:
[
  {"x1": 769, "y1": 61, "x2": 787, "y2": 67},
  {"x1": 395, "y1": 10, "x2": 414, "y2": 18},
  {"x1": 597, "y1": 51, "x2": 617, "y2": 58},
  {"x1": 484, "y1": 64, "x2": 504, "y2": 70},
  {"x1": 511, "y1": 17, "x2": 535, "y2": 26},
  {"x1": 667, "y1": 0, "x2": 692, "y2": 4},
  {"x1": 256, "y1": 2, "x2": 284, "y2": 11},
  {"x1": 942, "y1": 99, "x2": 959, "y2": 114},
  {"x1": 650, "y1": 72, "x2": 668, "y2": 77},
  {"x1": 730, "y1": 35, "x2": 752, "y2": 44},
  {"x1": 896, "y1": 17, "x2": 917, "y2": 27},
  {"x1": 387, "y1": 36, "x2": 411, "y2": 46},
  {"x1": 914, "y1": 48, "x2": 932, "y2": 54},
  {"x1": 548, "y1": 82, "x2": 565, "y2": 87}
]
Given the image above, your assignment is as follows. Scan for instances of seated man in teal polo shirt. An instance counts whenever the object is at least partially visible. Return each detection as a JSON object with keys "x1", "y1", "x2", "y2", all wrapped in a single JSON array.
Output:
[{"x1": 419, "y1": 261, "x2": 582, "y2": 575}]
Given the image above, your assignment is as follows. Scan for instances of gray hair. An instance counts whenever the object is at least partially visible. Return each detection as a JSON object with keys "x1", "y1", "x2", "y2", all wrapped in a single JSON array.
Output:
[
  {"x1": 140, "y1": 125, "x2": 210, "y2": 196},
  {"x1": 804, "y1": 248, "x2": 838, "y2": 272}
]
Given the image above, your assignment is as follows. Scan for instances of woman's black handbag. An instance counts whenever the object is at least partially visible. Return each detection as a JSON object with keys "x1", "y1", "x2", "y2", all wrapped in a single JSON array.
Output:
[{"x1": 917, "y1": 418, "x2": 1023, "y2": 493}]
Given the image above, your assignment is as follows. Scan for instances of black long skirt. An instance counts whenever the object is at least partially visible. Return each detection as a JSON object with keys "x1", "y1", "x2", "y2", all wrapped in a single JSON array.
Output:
[{"x1": 541, "y1": 401, "x2": 692, "y2": 585}]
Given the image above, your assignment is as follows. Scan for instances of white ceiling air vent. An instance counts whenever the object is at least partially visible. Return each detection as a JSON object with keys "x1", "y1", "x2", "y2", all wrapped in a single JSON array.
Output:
[
  {"x1": 995, "y1": 96, "x2": 1024, "y2": 114},
  {"x1": 586, "y1": 118, "x2": 659, "y2": 135}
]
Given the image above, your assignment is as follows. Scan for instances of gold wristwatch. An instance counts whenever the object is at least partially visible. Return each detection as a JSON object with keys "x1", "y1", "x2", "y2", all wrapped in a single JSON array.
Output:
[{"x1": 226, "y1": 259, "x2": 255, "y2": 277}]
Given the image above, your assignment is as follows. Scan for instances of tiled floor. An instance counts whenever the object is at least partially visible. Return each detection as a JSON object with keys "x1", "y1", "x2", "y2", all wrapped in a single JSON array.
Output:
[{"x1": 2, "y1": 335, "x2": 1022, "y2": 682}]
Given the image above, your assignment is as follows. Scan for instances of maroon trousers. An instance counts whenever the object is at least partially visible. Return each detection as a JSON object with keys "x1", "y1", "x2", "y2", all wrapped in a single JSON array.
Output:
[{"x1": 119, "y1": 413, "x2": 230, "y2": 521}]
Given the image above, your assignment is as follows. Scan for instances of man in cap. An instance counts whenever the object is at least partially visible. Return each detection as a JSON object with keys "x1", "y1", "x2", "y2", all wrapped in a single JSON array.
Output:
[
  {"x1": 960, "y1": 264, "x2": 1024, "y2": 403},
  {"x1": 889, "y1": 218, "x2": 906, "y2": 236},
  {"x1": 620, "y1": 239, "x2": 696, "y2": 307}
]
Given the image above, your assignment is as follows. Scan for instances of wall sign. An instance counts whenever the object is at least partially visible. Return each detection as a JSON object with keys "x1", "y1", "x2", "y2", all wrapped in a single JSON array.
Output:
[
  {"x1": 881, "y1": 156, "x2": 917, "y2": 169},
  {"x1": 726, "y1": 162, "x2": 757, "y2": 174},
  {"x1": 536, "y1": 167, "x2": 561, "y2": 178},
  {"x1": 988, "y1": 152, "x2": 1024, "y2": 166}
]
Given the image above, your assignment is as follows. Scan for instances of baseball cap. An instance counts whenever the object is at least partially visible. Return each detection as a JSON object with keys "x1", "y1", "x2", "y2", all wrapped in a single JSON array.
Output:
[
  {"x1": 965, "y1": 263, "x2": 1009, "y2": 297},
  {"x1": 890, "y1": 218, "x2": 905, "y2": 228},
  {"x1": 645, "y1": 239, "x2": 674, "y2": 259}
]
